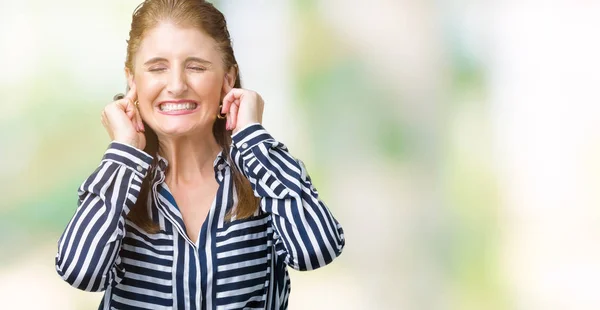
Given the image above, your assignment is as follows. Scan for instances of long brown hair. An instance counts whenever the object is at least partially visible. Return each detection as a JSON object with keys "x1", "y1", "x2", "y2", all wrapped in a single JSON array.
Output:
[{"x1": 124, "y1": 0, "x2": 259, "y2": 233}]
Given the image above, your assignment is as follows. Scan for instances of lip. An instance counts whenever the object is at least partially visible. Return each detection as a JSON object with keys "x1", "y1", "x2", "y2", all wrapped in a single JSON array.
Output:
[{"x1": 156, "y1": 99, "x2": 199, "y2": 115}]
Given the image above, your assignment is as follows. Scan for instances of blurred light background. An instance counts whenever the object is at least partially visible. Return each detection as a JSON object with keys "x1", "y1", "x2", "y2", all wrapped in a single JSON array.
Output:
[{"x1": 1, "y1": 0, "x2": 600, "y2": 309}]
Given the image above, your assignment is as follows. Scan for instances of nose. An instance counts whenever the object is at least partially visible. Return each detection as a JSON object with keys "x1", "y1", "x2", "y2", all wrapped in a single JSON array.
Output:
[{"x1": 166, "y1": 68, "x2": 188, "y2": 96}]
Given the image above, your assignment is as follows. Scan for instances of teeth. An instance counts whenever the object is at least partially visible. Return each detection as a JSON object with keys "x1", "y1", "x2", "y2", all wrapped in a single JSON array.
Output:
[{"x1": 160, "y1": 102, "x2": 197, "y2": 111}]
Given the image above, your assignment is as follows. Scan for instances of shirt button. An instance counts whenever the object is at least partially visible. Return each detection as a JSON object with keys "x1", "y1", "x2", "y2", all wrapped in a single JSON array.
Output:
[
  {"x1": 136, "y1": 165, "x2": 143, "y2": 172},
  {"x1": 241, "y1": 143, "x2": 248, "y2": 149},
  {"x1": 217, "y1": 164, "x2": 224, "y2": 170}
]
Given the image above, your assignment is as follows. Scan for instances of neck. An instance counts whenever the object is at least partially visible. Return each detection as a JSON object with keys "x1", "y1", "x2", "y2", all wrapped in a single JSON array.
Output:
[{"x1": 158, "y1": 130, "x2": 222, "y2": 186}]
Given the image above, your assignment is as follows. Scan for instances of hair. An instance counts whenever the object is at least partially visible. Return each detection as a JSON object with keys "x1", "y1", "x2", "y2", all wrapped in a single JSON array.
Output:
[{"x1": 124, "y1": 0, "x2": 259, "y2": 233}]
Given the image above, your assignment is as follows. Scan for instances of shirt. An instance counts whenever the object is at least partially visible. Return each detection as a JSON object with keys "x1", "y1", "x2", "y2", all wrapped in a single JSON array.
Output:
[{"x1": 55, "y1": 123, "x2": 345, "y2": 310}]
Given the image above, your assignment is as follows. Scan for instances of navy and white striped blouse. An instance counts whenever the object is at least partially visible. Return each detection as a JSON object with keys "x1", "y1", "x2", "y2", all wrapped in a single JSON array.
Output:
[{"x1": 55, "y1": 123, "x2": 345, "y2": 310}]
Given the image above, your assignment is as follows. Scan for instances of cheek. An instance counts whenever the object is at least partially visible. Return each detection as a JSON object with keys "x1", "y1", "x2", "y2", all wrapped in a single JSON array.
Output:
[
  {"x1": 136, "y1": 76, "x2": 163, "y2": 101},
  {"x1": 190, "y1": 74, "x2": 223, "y2": 99},
  {"x1": 137, "y1": 74, "x2": 163, "y2": 91}
]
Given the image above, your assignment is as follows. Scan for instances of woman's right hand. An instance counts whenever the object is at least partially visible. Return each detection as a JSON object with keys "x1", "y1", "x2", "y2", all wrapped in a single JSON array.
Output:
[{"x1": 101, "y1": 83, "x2": 146, "y2": 150}]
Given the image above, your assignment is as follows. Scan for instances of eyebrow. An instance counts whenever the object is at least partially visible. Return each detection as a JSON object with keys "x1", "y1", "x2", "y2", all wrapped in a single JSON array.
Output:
[{"x1": 143, "y1": 57, "x2": 213, "y2": 66}]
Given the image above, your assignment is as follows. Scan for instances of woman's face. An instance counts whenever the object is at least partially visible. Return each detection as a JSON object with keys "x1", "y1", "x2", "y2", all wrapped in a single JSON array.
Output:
[{"x1": 127, "y1": 22, "x2": 233, "y2": 138}]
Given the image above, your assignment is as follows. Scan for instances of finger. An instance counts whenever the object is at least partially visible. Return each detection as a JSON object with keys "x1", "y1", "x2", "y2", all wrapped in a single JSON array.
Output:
[
  {"x1": 229, "y1": 101, "x2": 239, "y2": 130},
  {"x1": 135, "y1": 108, "x2": 144, "y2": 132},
  {"x1": 125, "y1": 82, "x2": 137, "y2": 104},
  {"x1": 120, "y1": 82, "x2": 137, "y2": 119},
  {"x1": 221, "y1": 88, "x2": 243, "y2": 114},
  {"x1": 131, "y1": 108, "x2": 139, "y2": 132},
  {"x1": 221, "y1": 93, "x2": 233, "y2": 115},
  {"x1": 115, "y1": 98, "x2": 136, "y2": 119}
]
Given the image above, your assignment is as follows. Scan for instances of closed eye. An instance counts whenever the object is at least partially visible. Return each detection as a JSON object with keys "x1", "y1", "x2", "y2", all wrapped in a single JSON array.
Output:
[
  {"x1": 149, "y1": 67, "x2": 167, "y2": 72},
  {"x1": 188, "y1": 66, "x2": 206, "y2": 72}
]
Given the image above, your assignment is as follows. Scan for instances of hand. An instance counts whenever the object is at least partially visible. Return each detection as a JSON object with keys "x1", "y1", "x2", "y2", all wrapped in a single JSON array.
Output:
[
  {"x1": 221, "y1": 88, "x2": 264, "y2": 135},
  {"x1": 101, "y1": 83, "x2": 146, "y2": 150}
]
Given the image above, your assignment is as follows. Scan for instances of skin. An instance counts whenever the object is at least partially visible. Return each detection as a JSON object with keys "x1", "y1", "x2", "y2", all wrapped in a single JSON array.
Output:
[{"x1": 100, "y1": 22, "x2": 265, "y2": 241}]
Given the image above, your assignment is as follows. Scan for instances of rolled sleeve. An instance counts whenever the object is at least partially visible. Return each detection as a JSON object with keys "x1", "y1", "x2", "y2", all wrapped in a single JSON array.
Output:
[
  {"x1": 101, "y1": 142, "x2": 154, "y2": 178},
  {"x1": 231, "y1": 123, "x2": 276, "y2": 155}
]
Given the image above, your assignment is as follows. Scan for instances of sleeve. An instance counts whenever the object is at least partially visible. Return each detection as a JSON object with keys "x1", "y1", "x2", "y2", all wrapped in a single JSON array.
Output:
[
  {"x1": 55, "y1": 141, "x2": 153, "y2": 291},
  {"x1": 230, "y1": 123, "x2": 345, "y2": 271}
]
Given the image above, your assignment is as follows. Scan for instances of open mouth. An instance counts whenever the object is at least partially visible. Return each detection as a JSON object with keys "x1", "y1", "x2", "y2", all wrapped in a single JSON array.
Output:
[{"x1": 158, "y1": 102, "x2": 198, "y2": 112}]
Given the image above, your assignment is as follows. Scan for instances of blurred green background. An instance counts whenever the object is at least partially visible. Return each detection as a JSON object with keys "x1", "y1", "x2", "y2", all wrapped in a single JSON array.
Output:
[{"x1": 2, "y1": 1, "x2": 600, "y2": 309}]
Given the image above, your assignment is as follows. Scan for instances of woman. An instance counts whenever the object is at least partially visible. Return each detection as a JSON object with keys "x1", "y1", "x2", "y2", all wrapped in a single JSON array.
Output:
[{"x1": 54, "y1": 0, "x2": 345, "y2": 309}]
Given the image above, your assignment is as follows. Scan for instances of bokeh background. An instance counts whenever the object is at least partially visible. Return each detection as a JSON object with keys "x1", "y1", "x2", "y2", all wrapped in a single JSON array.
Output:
[{"x1": 1, "y1": 0, "x2": 600, "y2": 309}]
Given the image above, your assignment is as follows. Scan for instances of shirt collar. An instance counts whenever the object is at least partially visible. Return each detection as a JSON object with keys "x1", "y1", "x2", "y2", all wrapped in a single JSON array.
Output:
[
  {"x1": 212, "y1": 150, "x2": 230, "y2": 175},
  {"x1": 157, "y1": 153, "x2": 169, "y2": 172}
]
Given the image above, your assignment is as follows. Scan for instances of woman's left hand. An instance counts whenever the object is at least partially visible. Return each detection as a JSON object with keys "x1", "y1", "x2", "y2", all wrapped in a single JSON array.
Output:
[{"x1": 221, "y1": 88, "x2": 264, "y2": 135}]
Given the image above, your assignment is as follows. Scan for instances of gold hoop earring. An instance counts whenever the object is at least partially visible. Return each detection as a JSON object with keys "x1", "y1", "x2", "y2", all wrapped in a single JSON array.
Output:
[
  {"x1": 217, "y1": 103, "x2": 227, "y2": 119},
  {"x1": 134, "y1": 100, "x2": 139, "y2": 108}
]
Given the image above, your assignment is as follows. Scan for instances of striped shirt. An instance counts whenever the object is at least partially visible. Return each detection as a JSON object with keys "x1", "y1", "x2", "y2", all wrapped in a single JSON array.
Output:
[{"x1": 55, "y1": 123, "x2": 345, "y2": 310}]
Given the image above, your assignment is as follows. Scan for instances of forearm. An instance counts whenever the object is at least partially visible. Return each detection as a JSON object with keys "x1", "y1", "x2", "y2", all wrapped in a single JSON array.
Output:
[
  {"x1": 55, "y1": 142, "x2": 153, "y2": 291},
  {"x1": 230, "y1": 124, "x2": 345, "y2": 271}
]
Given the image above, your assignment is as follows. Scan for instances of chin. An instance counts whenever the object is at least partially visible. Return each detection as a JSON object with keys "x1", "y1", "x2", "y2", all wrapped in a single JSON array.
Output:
[{"x1": 156, "y1": 122, "x2": 210, "y2": 138}]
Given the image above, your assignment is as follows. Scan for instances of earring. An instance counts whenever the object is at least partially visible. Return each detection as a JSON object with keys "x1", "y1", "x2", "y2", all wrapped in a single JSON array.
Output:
[
  {"x1": 134, "y1": 100, "x2": 139, "y2": 108},
  {"x1": 217, "y1": 103, "x2": 227, "y2": 119}
]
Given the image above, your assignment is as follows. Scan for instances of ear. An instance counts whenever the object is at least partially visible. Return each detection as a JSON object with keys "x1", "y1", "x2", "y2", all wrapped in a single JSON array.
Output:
[
  {"x1": 221, "y1": 65, "x2": 237, "y2": 97},
  {"x1": 125, "y1": 67, "x2": 134, "y2": 90}
]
